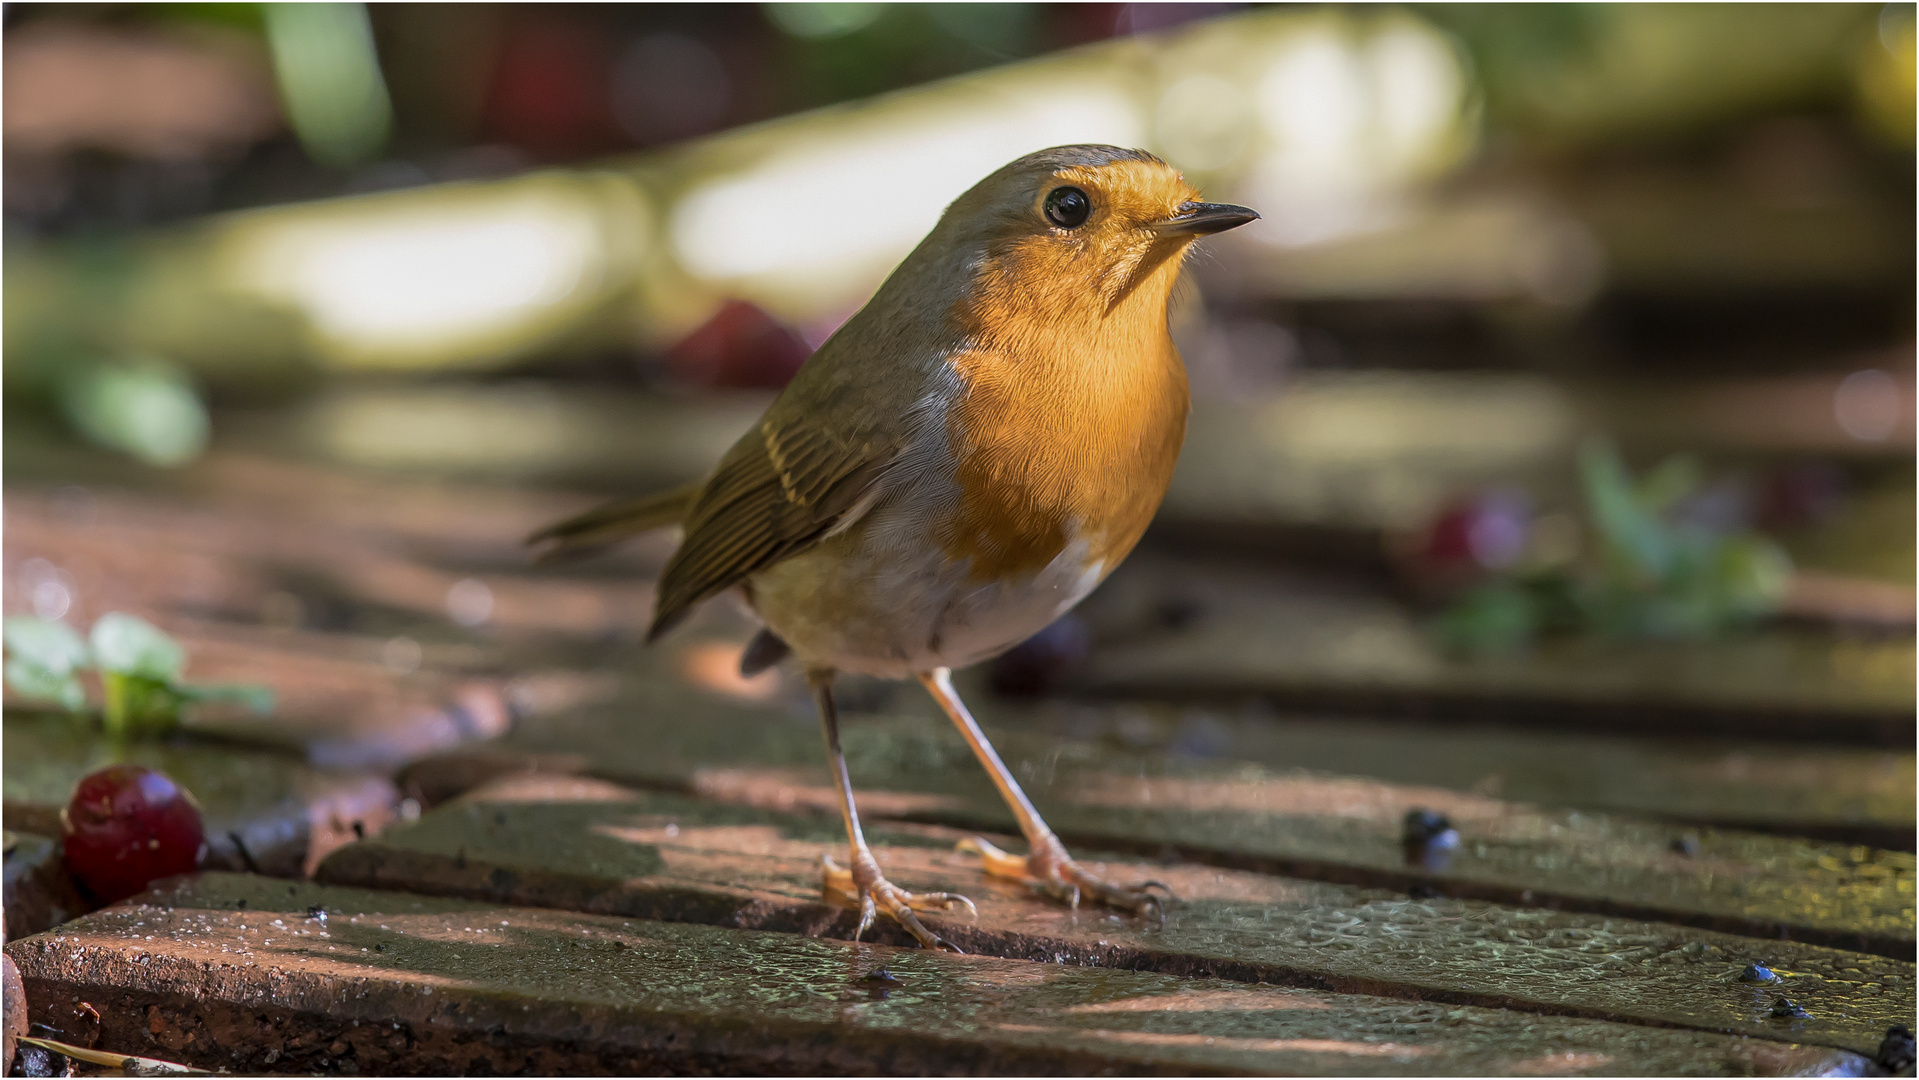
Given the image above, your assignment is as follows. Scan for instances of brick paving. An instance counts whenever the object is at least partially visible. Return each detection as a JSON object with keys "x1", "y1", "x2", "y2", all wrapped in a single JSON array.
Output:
[
  {"x1": 8, "y1": 874, "x2": 1871, "y2": 1076},
  {"x1": 1006, "y1": 703, "x2": 1915, "y2": 851},
  {"x1": 318, "y1": 773, "x2": 1916, "y2": 1055},
  {"x1": 410, "y1": 683, "x2": 1918, "y2": 956},
  {"x1": 3, "y1": 834, "x2": 85, "y2": 941},
  {"x1": 1072, "y1": 556, "x2": 1914, "y2": 744},
  {"x1": 3, "y1": 463, "x2": 1912, "y2": 1075}
]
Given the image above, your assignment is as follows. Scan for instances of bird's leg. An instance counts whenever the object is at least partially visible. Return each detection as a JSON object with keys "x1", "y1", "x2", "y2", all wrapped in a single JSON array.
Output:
[
  {"x1": 919, "y1": 668, "x2": 1171, "y2": 919},
  {"x1": 809, "y1": 669, "x2": 974, "y2": 951}
]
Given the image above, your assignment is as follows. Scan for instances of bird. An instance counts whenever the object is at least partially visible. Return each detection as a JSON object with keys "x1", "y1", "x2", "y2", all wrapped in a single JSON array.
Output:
[{"x1": 531, "y1": 144, "x2": 1257, "y2": 950}]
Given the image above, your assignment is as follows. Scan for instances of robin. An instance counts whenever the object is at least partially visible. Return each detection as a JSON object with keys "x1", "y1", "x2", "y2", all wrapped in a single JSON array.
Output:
[{"x1": 532, "y1": 145, "x2": 1257, "y2": 949}]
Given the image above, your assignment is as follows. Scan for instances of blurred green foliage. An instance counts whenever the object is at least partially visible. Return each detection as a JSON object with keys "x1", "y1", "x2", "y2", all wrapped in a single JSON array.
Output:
[
  {"x1": 264, "y1": 2, "x2": 394, "y2": 167},
  {"x1": 1429, "y1": 3, "x2": 1888, "y2": 146},
  {"x1": 1435, "y1": 441, "x2": 1795, "y2": 655},
  {"x1": 768, "y1": 2, "x2": 1048, "y2": 108},
  {"x1": 3, "y1": 613, "x2": 273, "y2": 738},
  {"x1": 60, "y1": 358, "x2": 211, "y2": 467},
  {"x1": 3, "y1": 616, "x2": 91, "y2": 713}
]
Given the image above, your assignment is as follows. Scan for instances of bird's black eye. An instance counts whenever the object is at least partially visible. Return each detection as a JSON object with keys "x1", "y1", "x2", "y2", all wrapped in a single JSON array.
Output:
[{"x1": 1043, "y1": 186, "x2": 1091, "y2": 229}]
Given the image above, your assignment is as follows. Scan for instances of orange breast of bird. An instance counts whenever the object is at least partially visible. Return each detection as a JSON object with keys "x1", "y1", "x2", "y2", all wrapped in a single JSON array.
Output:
[{"x1": 936, "y1": 236, "x2": 1191, "y2": 584}]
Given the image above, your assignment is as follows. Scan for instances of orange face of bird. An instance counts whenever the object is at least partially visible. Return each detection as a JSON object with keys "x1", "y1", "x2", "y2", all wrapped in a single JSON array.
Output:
[{"x1": 945, "y1": 149, "x2": 1258, "y2": 338}]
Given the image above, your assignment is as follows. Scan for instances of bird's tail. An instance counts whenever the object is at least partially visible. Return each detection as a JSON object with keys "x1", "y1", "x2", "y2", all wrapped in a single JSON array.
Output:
[{"x1": 526, "y1": 485, "x2": 698, "y2": 562}]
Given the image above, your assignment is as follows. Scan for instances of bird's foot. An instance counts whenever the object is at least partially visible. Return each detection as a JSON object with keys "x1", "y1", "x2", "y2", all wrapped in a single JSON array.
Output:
[
  {"x1": 958, "y1": 835, "x2": 1174, "y2": 921},
  {"x1": 821, "y1": 851, "x2": 975, "y2": 951}
]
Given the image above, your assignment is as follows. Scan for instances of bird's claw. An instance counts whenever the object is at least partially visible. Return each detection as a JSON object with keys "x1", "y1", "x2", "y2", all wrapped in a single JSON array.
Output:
[
  {"x1": 957, "y1": 835, "x2": 1174, "y2": 922},
  {"x1": 821, "y1": 853, "x2": 973, "y2": 952}
]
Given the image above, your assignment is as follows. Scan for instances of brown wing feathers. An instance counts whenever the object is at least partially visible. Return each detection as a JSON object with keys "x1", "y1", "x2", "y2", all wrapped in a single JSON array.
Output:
[
  {"x1": 645, "y1": 418, "x2": 891, "y2": 641},
  {"x1": 526, "y1": 485, "x2": 698, "y2": 561}
]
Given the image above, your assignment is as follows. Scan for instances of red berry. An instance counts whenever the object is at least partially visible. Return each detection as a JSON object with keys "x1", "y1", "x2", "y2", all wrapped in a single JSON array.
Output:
[
  {"x1": 665, "y1": 300, "x2": 813, "y2": 390},
  {"x1": 61, "y1": 765, "x2": 206, "y2": 903},
  {"x1": 1422, "y1": 491, "x2": 1531, "y2": 571},
  {"x1": 1424, "y1": 504, "x2": 1479, "y2": 566}
]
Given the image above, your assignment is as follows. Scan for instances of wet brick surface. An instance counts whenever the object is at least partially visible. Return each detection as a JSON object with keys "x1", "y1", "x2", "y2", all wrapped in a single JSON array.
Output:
[
  {"x1": 6, "y1": 873, "x2": 1870, "y2": 1077},
  {"x1": 406, "y1": 683, "x2": 1918, "y2": 956},
  {"x1": 1005, "y1": 700, "x2": 1915, "y2": 851},
  {"x1": 319, "y1": 773, "x2": 1917, "y2": 1056}
]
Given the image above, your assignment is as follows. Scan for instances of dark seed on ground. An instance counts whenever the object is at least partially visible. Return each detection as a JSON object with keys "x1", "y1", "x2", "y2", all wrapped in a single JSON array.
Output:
[
  {"x1": 1403, "y1": 809, "x2": 1452, "y2": 845},
  {"x1": 1876, "y1": 1025, "x2": 1915, "y2": 1075},
  {"x1": 1402, "y1": 808, "x2": 1460, "y2": 870}
]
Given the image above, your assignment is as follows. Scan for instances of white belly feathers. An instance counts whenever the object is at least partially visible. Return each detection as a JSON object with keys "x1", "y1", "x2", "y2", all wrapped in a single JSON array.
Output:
[{"x1": 747, "y1": 507, "x2": 1105, "y2": 679}]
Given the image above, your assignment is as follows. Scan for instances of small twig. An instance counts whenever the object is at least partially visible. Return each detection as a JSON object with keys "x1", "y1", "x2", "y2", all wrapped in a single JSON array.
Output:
[
  {"x1": 226, "y1": 831, "x2": 262, "y2": 875},
  {"x1": 16, "y1": 1034, "x2": 210, "y2": 1075}
]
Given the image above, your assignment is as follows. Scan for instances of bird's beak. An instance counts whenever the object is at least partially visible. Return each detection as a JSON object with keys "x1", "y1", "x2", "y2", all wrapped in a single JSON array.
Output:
[{"x1": 1152, "y1": 201, "x2": 1260, "y2": 237}]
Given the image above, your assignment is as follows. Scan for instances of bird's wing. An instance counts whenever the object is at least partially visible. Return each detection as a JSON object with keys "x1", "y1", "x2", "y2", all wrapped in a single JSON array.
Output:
[
  {"x1": 526, "y1": 485, "x2": 699, "y2": 561},
  {"x1": 647, "y1": 410, "x2": 897, "y2": 640}
]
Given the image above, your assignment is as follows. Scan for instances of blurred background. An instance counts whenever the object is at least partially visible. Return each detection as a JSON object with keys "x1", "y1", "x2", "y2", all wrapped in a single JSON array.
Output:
[{"x1": 3, "y1": 4, "x2": 1915, "y2": 849}]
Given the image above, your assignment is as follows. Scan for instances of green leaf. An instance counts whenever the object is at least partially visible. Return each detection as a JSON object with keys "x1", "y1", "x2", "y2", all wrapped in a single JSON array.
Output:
[
  {"x1": 101, "y1": 672, "x2": 186, "y2": 738},
  {"x1": 1635, "y1": 455, "x2": 1701, "y2": 514},
  {"x1": 177, "y1": 682, "x2": 276, "y2": 715},
  {"x1": 1432, "y1": 582, "x2": 1539, "y2": 655},
  {"x1": 59, "y1": 358, "x2": 210, "y2": 468},
  {"x1": 4, "y1": 656, "x2": 85, "y2": 712},
  {"x1": 3, "y1": 615, "x2": 90, "y2": 674},
  {"x1": 89, "y1": 613, "x2": 186, "y2": 681},
  {"x1": 1579, "y1": 440, "x2": 1669, "y2": 579},
  {"x1": 3, "y1": 616, "x2": 90, "y2": 712},
  {"x1": 1714, "y1": 536, "x2": 1794, "y2": 620}
]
